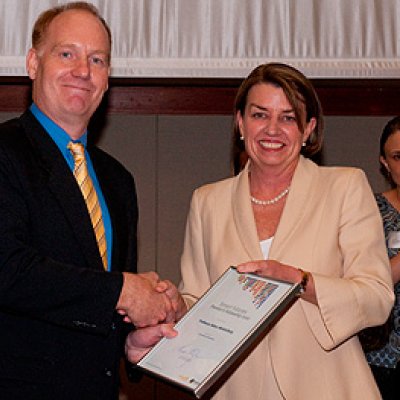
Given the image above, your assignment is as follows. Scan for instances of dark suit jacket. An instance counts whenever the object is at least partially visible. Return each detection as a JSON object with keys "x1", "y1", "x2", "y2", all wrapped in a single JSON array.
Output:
[{"x1": 0, "y1": 110, "x2": 138, "y2": 400}]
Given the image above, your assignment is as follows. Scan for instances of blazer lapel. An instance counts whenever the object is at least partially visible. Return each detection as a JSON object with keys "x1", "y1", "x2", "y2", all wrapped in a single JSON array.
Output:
[
  {"x1": 232, "y1": 163, "x2": 265, "y2": 260},
  {"x1": 231, "y1": 157, "x2": 319, "y2": 262},
  {"x1": 270, "y1": 156, "x2": 318, "y2": 259},
  {"x1": 20, "y1": 112, "x2": 103, "y2": 270}
]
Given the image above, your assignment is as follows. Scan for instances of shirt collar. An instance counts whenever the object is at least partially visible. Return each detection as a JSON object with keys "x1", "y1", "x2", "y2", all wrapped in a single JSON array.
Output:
[{"x1": 30, "y1": 103, "x2": 88, "y2": 150}]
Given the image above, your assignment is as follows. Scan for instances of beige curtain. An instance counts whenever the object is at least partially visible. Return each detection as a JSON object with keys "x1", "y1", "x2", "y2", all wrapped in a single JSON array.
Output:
[{"x1": 1, "y1": 0, "x2": 399, "y2": 78}]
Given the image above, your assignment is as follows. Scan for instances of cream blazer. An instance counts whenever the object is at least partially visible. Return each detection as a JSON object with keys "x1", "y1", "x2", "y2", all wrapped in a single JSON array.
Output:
[{"x1": 179, "y1": 156, "x2": 394, "y2": 400}]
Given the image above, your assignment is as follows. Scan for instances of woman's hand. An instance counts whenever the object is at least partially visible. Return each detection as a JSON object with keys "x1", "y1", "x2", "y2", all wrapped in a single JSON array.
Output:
[
  {"x1": 237, "y1": 260, "x2": 316, "y2": 304},
  {"x1": 156, "y1": 279, "x2": 188, "y2": 322},
  {"x1": 237, "y1": 260, "x2": 300, "y2": 281},
  {"x1": 125, "y1": 323, "x2": 177, "y2": 363}
]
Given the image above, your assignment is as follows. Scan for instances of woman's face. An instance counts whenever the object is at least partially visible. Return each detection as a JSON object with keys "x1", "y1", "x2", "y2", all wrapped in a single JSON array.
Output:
[
  {"x1": 381, "y1": 130, "x2": 400, "y2": 187},
  {"x1": 237, "y1": 83, "x2": 315, "y2": 175}
]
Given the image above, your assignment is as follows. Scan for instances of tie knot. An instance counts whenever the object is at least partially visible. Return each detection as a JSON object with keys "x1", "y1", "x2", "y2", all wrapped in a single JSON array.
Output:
[{"x1": 68, "y1": 142, "x2": 85, "y2": 161}]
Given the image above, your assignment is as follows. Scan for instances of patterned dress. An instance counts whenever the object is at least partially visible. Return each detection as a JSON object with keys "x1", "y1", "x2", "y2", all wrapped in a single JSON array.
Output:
[{"x1": 366, "y1": 194, "x2": 400, "y2": 368}]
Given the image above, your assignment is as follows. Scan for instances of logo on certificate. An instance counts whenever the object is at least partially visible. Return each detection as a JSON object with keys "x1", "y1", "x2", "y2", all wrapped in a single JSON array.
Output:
[{"x1": 238, "y1": 275, "x2": 278, "y2": 309}]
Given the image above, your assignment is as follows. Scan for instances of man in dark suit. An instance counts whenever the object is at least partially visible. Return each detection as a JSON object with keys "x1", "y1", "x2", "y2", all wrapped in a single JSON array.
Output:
[{"x1": 0, "y1": 2, "x2": 185, "y2": 399}]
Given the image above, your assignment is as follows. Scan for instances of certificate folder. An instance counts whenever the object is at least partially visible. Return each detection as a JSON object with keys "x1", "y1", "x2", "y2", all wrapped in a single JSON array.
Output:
[{"x1": 137, "y1": 266, "x2": 300, "y2": 398}]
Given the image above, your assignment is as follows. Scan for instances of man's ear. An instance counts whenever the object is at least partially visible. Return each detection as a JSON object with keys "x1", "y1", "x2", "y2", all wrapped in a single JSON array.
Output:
[{"x1": 26, "y1": 48, "x2": 39, "y2": 80}]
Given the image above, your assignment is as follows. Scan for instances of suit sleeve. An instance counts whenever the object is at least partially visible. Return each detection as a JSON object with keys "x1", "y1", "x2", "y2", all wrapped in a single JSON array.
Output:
[{"x1": 302, "y1": 169, "x2": 394, "y2": 349}]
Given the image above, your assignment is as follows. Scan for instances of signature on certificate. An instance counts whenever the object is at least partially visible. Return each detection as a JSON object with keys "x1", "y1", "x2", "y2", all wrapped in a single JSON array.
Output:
[{"x1": 177, "y1": 345, "x2": 202, "y2": 367}]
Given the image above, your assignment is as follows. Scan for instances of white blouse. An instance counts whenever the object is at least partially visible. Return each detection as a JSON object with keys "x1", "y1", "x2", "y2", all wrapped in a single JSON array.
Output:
[{"x1": 260, "y1": 237, "x2": 274, "y2": 260}]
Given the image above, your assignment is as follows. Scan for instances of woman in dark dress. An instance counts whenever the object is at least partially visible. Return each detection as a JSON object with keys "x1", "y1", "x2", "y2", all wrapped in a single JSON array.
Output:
[{"x1": 365, "y1": 116, "x2": 400, "y2": 400}]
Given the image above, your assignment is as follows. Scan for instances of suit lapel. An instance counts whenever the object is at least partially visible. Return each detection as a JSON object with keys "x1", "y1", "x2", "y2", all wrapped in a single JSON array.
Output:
[
  {"x1": 231, "y1": 157, "x2": 319, "y2": 262},
  {"x1": 270, "y1": 156, "x2": 318, "y2": 259},
  {"x1": 20, "y1": 112, "x2": 104, "y2": 270},
  {"x1": 232, "y1": 163, "x2": 265, "y2": 260},
  {"x1": 89, "y1": 149, "x2": 123, "y2": 272}
]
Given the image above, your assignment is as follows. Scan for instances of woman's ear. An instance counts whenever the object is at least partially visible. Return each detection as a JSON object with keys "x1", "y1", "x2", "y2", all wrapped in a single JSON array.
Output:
[
  {"x1": 303, "y1": 117, "x2": 316, "y2": 143},
  {"x1": 380, "y1": 155, "x2": 390, "y2": 173},
  {"x1": 236, "y1": 110, "x2": 244, "y2": 139}
]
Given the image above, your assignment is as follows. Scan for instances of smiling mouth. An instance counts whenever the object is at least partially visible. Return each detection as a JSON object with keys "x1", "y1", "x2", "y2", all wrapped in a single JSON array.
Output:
[
  {"x1": 260, "y1": 141, "x2": 284, "y2": 149},
  {"x1": 64, "y1": 84, "x2": 91, "y2": 92}
]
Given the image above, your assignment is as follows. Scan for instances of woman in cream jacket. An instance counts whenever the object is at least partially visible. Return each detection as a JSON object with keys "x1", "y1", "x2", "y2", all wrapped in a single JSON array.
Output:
[{"x1": 126, "y1": 63, "x2": 394, "y2": 399}]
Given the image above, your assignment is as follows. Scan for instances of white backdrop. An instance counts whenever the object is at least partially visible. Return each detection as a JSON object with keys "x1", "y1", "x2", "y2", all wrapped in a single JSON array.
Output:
[{"x1": 1, "y1": 0, "x2": 399, "y2": 78}]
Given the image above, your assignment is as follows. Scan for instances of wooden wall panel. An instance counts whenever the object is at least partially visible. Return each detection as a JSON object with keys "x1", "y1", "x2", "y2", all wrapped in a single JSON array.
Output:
[{"x1": 1, "y1": 77, "x2": 399, "y2": 116}]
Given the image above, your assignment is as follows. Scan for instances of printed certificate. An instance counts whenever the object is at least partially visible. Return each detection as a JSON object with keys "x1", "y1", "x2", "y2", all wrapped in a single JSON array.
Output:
[{"x1": 137, "y1": 266, "x2": 300, "y2": 398}]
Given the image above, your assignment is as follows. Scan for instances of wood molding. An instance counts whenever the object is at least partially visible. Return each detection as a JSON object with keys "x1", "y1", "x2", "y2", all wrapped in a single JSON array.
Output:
[{"x1": 0, "y1": 76, "x2": 399, "y2": 116}]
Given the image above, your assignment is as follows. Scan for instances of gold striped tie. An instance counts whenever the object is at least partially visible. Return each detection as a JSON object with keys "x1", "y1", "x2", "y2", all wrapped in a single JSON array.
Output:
[{"x1": 68, "y1": 142, "x2": 108, "y2": 270}]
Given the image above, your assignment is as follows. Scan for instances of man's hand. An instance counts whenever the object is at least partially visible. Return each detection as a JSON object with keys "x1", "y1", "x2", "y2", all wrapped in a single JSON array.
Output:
[
  {"x1": 125, "y1": 324, "x2": 177, "y2": 363},
  {"x1": 155, "y1": 279, "x2": 187, "y2": 322},
  {"x1": 116, "y1": 272, "x2": 173, "y2": 328}
]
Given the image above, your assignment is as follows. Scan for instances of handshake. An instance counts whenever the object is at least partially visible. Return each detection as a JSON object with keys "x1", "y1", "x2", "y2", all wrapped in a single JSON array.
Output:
[
  {"x1": 116, "y1": 271, "x2": 187, "y2": 363},
  {"x1": 116, "y1": 271, "x2": 187, "y2": 328}
]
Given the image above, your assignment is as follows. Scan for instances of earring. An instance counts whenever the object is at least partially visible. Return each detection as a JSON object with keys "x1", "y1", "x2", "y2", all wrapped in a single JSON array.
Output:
[
  {"x1": 240, "y1": 136, "x2": 244, "y2": 141},
  {"x1": 302, "y1": 142, "x2": 306, "y2": 147}
]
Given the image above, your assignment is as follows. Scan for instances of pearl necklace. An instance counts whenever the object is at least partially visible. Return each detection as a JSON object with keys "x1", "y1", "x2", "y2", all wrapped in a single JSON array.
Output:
[{"x1": 250, "y1": 186, "x2": 290, "y2": 206}]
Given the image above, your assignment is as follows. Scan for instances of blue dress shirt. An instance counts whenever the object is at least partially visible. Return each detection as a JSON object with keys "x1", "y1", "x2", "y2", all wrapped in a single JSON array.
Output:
[{"x1": 30, "y1": 103, "x2": 113, "y2": 271}]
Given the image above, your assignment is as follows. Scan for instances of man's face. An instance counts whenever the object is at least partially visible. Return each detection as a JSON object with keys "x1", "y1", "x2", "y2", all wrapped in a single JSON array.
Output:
[{"x1": 26, "y1": 9, "x2": 110, "y2": 137}]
